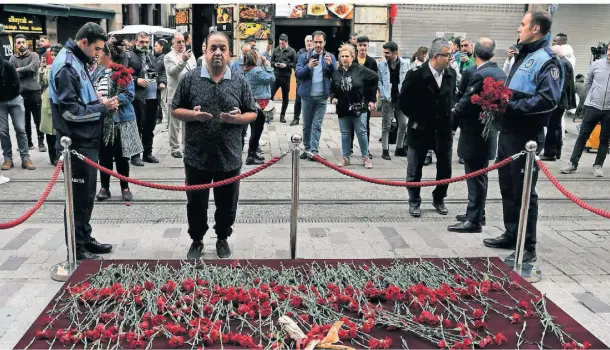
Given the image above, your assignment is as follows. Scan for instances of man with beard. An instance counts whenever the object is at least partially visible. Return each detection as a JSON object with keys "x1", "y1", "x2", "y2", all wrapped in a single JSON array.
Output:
[
  {"x1": 37, "y1": 35, "x2": 54, "y2": 65},
  {"x1": 171, "y1": 32, "x2": 257, "y2": 260},
  {"x1": 291, "y1": 35, "x2": 313, "y2": 126},
  {"x1": 458, "y1": 38, "x2": 475, "y2": 74},
  {"x1": 483, "y1": 11, "x2": 563, "y2": 264},
  {"x1": 126, "y1": 32, "x2": 159, "y2": 166}
]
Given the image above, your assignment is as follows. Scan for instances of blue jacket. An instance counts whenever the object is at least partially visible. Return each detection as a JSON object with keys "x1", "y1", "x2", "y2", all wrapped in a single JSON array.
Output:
[
  {"x1": 377, "y1": 57, "x2": 411, "y2": 102},
  {"x1": 295, "y1": 50, "x2": 336, "y2": 98},
  {"x1": 502, "y1": 39, "x2": 563, "y2": 136},
  {"x1": 91, "y1": 68, "x2": 136, "y2": 123},
  {"x1": 231, "y1": 56, "x2": 243, "y2": 72},
  {"x1": 243, "y1": 65, "x2": 275, "y2": 100}
]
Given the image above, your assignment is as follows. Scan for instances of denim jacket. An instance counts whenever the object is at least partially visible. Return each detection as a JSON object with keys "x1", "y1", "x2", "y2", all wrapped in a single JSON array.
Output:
[
  {"x1": 243, "y1": 65, "x2": 275, "y2": 100},
  {"x1": 295, "y1": 50, "x2": 337, "y2": 98},
  {"x1": 377, "y1": 57, "x2": 411, "y2": 102}
]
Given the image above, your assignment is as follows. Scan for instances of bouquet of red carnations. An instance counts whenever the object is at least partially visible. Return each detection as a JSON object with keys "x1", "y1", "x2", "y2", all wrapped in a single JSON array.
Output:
[
  {"x1": 103, "y1": 63, "x2": 134, "y2": 145},
  {"x1": 470, "y1": 77, "x2": 512, "y2": 140}
]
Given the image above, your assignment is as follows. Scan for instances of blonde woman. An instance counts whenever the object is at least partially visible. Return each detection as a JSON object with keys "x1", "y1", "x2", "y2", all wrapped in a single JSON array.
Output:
[{"x1": 330, "y1": 44, "x2": 378, "y2": 169}]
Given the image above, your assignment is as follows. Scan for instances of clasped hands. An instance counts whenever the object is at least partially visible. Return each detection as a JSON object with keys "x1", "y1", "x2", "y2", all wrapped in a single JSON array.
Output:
[{"x1": 192, "y1": 106, "x2": 242, "y2": 123}]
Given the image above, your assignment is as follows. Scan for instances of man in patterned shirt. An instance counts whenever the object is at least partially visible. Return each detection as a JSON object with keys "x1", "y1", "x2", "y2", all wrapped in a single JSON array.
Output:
[{"x1": 171, "y1": 31, "x2": 257, "y2": 260}]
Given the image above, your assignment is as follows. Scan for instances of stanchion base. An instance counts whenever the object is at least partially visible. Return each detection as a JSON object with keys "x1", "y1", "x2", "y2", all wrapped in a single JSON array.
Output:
[
  {"x1": 504, "y1": 257, "x2": 543, "y2": 283},
  {"x1": 0, "y1": 175, "x2": 9, "y2": 185},
  {"x1": 50, "y1": 261, "x2": 79, "y2": 282}
]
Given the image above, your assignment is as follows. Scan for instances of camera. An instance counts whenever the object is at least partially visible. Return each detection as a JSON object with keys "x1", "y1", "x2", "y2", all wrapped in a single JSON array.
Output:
[{"x1": 591, "y1": 42, "x2": 608, "y2": 61}]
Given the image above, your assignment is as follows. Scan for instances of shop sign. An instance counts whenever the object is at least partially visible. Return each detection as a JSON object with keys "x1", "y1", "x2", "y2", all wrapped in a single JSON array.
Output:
[
  {"x1": 0, "y1": 34, "x2": 12, "y2": 60},
  {"x1": 0, "y1": 14, "x2": 44, "y2": 34},
  {"x1": 174, "y1": 9, "x2": 189, "y2": 25},
  {"x1": 279, "y1": 4, "x2": 354, "y2": 19}
]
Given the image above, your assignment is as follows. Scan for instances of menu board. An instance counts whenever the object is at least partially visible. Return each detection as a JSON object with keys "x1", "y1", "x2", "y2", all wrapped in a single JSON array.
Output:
[
  {"x1": 237, "y1": 23, "x2": 271, "y2": 40},
  {"x1": 238, "y1": 5, "x2": 274, "y2": 22},
  {"x1": 216, "y1": 7, "x2": 233, "y2": 24},
  {"x1": 284, "y1": 4, "x2": 354, "y2": 19}
]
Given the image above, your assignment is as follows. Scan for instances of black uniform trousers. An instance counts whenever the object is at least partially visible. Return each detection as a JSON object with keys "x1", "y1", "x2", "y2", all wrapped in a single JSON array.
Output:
[
  {"x1": 464, "y1": 157, "x2": 488, "y2": 224},
  {"x1": 497, "y1": 131, "x2": 540, "y2": 250},
  {"x1": 271, "y1": 75, "x2": 291, "y2": 117},
  {"x1": 543, "y1": 108, "x2": 565, "y2": 158},
  {"x1": 22, "y1": 90, "x2": 43, "y2": 147},
  {"x1": 99, "y1": 127, "x2": 129, "y2": 190},
  {"x1": 46, "y1": 134, "x2": 57, "y2": 164},
  {"x1": 185, "y1": 164, "x2": 240, "y2": 242},
  {"x1": 133, "y1": 98, "x2": 158, "y2": 157}
]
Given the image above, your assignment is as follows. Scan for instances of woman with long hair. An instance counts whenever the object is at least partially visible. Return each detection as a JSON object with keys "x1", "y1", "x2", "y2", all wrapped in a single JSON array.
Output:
[
  {"x1": 94, "y1": 42, "x2": 143, "y2": 202},
  {"x1": 241, "y1": 49, "x2": 275, "y2": 165}
]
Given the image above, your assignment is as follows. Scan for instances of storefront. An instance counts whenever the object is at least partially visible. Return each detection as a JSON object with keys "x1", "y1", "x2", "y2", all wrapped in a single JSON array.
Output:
[{"x1": 0, "y1": 11, "x2": 46, "y2": 55}]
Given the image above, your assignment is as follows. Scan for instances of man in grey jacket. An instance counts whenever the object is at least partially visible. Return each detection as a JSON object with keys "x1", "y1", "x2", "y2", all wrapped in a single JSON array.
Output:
[
  {"x1": 561, "y1": 43, "x2": 610, "y2": 177},
  {"x1": 10, "y1": 34, "x2": 44, "y2": 154}
]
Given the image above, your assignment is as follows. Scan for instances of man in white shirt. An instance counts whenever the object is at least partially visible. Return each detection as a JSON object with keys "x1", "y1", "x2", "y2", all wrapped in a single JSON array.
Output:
[{"x1": 165, "y1": 32, "x2": 197, "y2": 158}]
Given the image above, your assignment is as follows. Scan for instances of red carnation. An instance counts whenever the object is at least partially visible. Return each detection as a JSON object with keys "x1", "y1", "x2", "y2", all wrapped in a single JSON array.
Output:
[
  {"x1": 437, "y1": 339, "x2": 447, "y2": 348},
  {"x1": 494, "y1": 333, "x2": 508, "y2": 345},
  {"x1": 511, "y1": 313, "x2": 522, "y2": 324},
  {"x1": 35, "y1": 329, "x2": 51, "y2": 339},
  {"x1": 472, "y1": 308, "x2": 484, "y2": 319},
  {"x1": 168, "y1": 335, "x2": 184, "y2": 348}
]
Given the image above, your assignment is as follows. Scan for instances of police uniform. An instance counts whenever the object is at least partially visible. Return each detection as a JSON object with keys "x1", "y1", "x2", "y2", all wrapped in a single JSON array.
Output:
[
  {"x1": 485, "y1": 38, "x2": 563, "y2": 255},
  {"x1": 49, "y1": 39, "x2": 108, "y2": 256}
]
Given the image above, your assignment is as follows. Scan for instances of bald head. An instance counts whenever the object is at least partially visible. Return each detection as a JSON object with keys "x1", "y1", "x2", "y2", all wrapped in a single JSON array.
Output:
[
  {"x1": 241, "y1": 43, "x2": 252, "y2": 55},
  {"x1": 474, "y1": 37, "x2": 496, "y2": 61}
]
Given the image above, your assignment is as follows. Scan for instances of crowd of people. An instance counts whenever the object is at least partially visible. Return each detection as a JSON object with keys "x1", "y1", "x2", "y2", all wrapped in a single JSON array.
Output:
[{"x1": 0, "y1": 8, "x2": 607, "y2": 262}]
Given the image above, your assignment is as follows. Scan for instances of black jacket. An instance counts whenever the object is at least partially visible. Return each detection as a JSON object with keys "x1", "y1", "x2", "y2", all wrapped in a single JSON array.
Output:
[
  {"x1": 558, "y1": 56, "x2": 576, "y2": 110},
  {"x1": 126, "y1": 47, "x2": 157, "y2": 100},
  {"x1": 271, "y1": 46, "x2": 297, "y2": 77},
  {"x1": 330, "y1": 64, "x2": 378, "y2": 118},
  {"x1": 453, "y1": 61, "x2": 506, "y2": 161},
  {"x1": 0, "y1": 56, "x2": 20, "y2": 102},
  {"x1": 399, "y1": 61, "x2": 457, "y2": 148},
  {"x1": 156, "y1": 53, "x2": 167, "y2": 86},
  {"x1": 355, "y1": 55, "x2": 378, "y2": 73}
]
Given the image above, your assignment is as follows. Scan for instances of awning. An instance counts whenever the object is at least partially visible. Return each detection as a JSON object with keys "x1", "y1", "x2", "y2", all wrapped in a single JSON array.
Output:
[{"x1": 2, "y1": 4, "x2": 115, "y2": 20}]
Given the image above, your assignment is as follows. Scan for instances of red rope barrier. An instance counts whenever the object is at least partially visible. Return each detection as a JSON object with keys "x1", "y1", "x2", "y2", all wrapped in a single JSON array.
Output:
[
  {"x1": 311, "y1": 154, "x2": 520, "y2": 187},
  {"x1": 537, "y1": 159, "x2": 610, "y2": 218},
  {"x1": 0, "y1": 159, "x2": 64, "y2": 230},
  {"x1": 77, "y1": 154, "x2": 285, "y2": 191}
]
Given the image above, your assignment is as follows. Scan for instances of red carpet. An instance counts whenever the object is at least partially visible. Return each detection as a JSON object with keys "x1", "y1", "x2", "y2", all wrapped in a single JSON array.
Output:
[{"x1": 15, "y1": 258, "x2": 607, "y2": 349}]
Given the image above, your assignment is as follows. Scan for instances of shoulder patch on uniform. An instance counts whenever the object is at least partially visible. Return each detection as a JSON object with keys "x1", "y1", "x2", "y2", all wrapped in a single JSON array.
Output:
[
  {"x1": 525, "y1": 59, "x2": 534, "y2": 68},
  {"x1": 550, "y1": 67, "x2": 559, "y2": 80},
  {"x1": 80, "y1": 70, "x2": 88, "y2": 81}
]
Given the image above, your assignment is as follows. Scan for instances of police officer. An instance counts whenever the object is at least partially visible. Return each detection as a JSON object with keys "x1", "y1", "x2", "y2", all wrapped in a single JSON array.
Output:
[
  {"x1": 483, "y1": 11, "x2": 563, "y2": 264},
  {"x1": 49, "y1": 22, "x2": 118, "y2": 260}
]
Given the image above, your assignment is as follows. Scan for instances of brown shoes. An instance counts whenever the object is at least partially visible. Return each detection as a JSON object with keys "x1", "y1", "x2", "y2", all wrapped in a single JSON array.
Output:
[
  {"x1": 1, "y1": 160, "x2": 13, "y2": 170},
  {"x1": 21, "y1": 160, "x2": 36, "y2": 170}
]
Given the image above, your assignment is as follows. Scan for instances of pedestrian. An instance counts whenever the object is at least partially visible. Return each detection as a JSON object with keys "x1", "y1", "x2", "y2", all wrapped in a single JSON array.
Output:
[
  {"x1": 503, "y1": 45, "x2": 518, "y2": 76},
  {"x1": 295, "y1": 31, "x2": 337, "y2": 161},
  {"x1": 398, "y1": 38, "x2": 457, "y2": 218},
  {"x1": 0, "y1": 48, "x2": 34, "y2": 171},
  {"x1": 170, "y1": 31, "x2": 257, "y2": 260},
  {"x1": 331, "y1": 43, "x2": 377, "y2": 169},
  {"x1": 411, "y1": 46, "x2": 428, "y2": 67},
  {"x1": 377, "y1": 41, "x2": 410, "y2": 160},
  {"x1": 197, "y1": 40, "x2": 207, "y2": 67},
  {"x1": 125, "y1": 31, "x2": 159, "y2": 166},
  {"x1": 37, "y1": 35, "x2": 54, "y2": 65},
  {"x1": 38, "y1": 44, "x2": 63, "y2": 166},
  {"x1": 183, "y1": 31, "x2": 192, "y2": 51},
  {"x1": 154, "y1": 38, "x2": 169, "y2": 125},
  {"x1": 458, "y1": 38, "x2": 475, "y2": 74},
  {"x1": 552, "y1": 33, "x2": 576, "y2": 73},
  {"x1": 292, "y1": 35, "x2": 313, "y2": 126},
  {"x1": 270, "y1": 33, "x2": 297, "y2": 123},
  {"x1": 561, "y1": 42, "x2": 610, "y2": 177},
  {"x1": 10, "y1": 34, "x2": 45, "y2": 154},
  {"x1": 242, "y1": 49, "x2": 274, "y2": 165},
  {"x1": 483, "y1": 11, "x2": 563, "y2": 265},
  {"x1": 574, "y1": 74, "x2": 586, "y2": 116},
  {"x1": 94, "y1": 41, "x2": 143, "y2": 202},
  {"x1": 540, "y1": 45, "x2": 576, "y2": 162},
  {"x1": 165, "y1": 32, "x2": 196, "y2": 159},
  {"x1": 449, "y1": 37, "x2": 506, "y2": 233},
  {"x1": 231, "y1": 43, "x2": 251, "y2": 72},
  {"x1": 349, "y1": 33, "x2": 358, "y2": 53},
  {"x1": 49, "y1": 22, "x2": 118, "y2": 260}
]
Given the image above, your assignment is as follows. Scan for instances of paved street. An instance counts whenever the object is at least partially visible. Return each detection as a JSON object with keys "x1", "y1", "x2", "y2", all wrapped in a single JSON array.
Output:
[{"x1": 1, "y1": 104, "x2": 610, "y2": 348}]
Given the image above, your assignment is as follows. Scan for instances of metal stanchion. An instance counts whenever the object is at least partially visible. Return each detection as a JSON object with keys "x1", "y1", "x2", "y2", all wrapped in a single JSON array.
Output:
[
  {"x1": 290, "y1": 134, "x2": 302, "y2": 260},
  {"x1": 51, "y1": 137, "x2": 78, "y2": 282},
  {"x1": 511, "y1": 140, "x2": 541, "y2": 281}
]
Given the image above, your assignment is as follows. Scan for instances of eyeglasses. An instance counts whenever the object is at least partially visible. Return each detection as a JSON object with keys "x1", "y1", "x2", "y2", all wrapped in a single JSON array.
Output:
[{"x1": 436, "y1": 53, "x2": 452, "y2": 58}]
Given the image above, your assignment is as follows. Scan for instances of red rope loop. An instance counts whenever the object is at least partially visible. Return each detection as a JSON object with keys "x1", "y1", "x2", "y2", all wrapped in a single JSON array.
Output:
[
  {"x1": 311, "y1": 154, "x2": 520, "y2": 187},
  {"x1": 77, "y1": 153, "x2": 285, "y2": 191},
  {"x1": 0, "y1": 159, "x2": 64, "y2": 230},
  {"x1": 537, "y1": 159, "x2": 610, "y2": 218}
]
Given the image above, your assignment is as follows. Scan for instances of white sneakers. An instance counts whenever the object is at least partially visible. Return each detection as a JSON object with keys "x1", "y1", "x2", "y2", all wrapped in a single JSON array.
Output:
[{"x1": 593, "y1": 165, "x2": 604, "y2": 177}]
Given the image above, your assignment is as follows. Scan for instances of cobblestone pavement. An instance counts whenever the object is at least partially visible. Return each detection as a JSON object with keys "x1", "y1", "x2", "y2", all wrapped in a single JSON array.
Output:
[{"x1": 1, "y1": 105, "x2": 610, "y2": 347}]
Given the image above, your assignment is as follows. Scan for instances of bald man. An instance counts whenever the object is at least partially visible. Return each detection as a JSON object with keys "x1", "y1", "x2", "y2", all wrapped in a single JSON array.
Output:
[{"x1": 231, "y1": 43, "x2": 251, "y2": 72}]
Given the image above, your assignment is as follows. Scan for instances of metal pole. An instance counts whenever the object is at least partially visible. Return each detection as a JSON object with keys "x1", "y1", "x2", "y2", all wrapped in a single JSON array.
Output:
[
  {"x1": 514, "y1": 140, "x2": 538, "y2": 275},
  {"x1": 51, "y1": 137, "x2": 78, "y2": 282},
  {"x1": 290, "y1": 133, "x2": 302, "y2": 260}
]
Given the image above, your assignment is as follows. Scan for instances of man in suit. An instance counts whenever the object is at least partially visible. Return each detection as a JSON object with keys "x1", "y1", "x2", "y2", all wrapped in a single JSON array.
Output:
[
  {"x1": 448, "y1": 37, "x2": 506, "y2": 233},
  {"x1": 399, "y1": 38, "x2": 457, "y2": 217}
]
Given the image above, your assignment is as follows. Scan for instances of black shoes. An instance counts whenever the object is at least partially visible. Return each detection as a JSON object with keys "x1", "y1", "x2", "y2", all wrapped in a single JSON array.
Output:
[
  {"x1": 187, "y1": 241, "x2": 204, "y2": 260},
  {"x1": 409, "y1": 204, "x2": 421, "y2": 217},
  {"x1": 96, "y1": 188, "x2": 111, "y2": 201},
  {"x1": 447, "y1": 221, "x2": 482, "y2": 233},
  {"x1": 382, "y1": 150, "x2": 391, "y2": 160},
  {"x1": 85, "y1": 237, "x2": 112, "y2": 254},
  {"x1": 143, "y1": 154, "x2": 159, "y2": 163},
  {"x1": 171, "y1": 151, "x2": 183, "y2": 158},
  {"x1": 290, "y1": 118, "x2": 299, "y2": 126},
  {"x1": 540, "y1": 154, "x2": 557, "y2": 161},
  {"x1": 76, "y1": 247, "x2": 102, "y2": 260},
  {"x1": 216, "y1": 239, "x2": 232, "y2": 259},
  {"x1": 280, "y1": 116, "x2": 287, "y2": 123},
  {"x1": 122, "y1": 188, "x2": 133, "y2": 201},
  {"x1": 299, "y1": 153, "x2": 309, "y2": 160},
  {"x1": 131, "y1": 156, "x2": 144, "y2": 167},
  {"x1": 456, "y1": 214, "x2": 486, "y2": 226},
  {"x1": 504, "y1": 250, "x2": 537, "y2": 264},
  {"x1": 246, "y1": 156, "x2": 264, "y2": 165},
  {"x1": 432, "y1": 201, "x2": 448, "y2": 215},
  {"x1": 394, "y1": 148, "x2": 407, "y2": 157},
  {"x1": 483, "y1": 233, "x2": 517, "y2": 250}
]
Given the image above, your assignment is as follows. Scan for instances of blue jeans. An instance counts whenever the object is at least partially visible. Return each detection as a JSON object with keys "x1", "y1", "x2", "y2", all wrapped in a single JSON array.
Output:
[
  {"x1": 339, "y1": 113, "x2": 369, "y2": 157},
  {"x1": 0, "y1": 96, "x2": 30, "y2": 162},
  {"x1": 301, "y1": 96, "x2": 327, "y2": 153}
]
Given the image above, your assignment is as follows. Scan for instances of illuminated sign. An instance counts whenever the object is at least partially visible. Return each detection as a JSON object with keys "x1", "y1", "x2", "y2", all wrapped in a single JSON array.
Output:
[{"x1": 0, "y1": 14, "x2": 44, "y2": 33}]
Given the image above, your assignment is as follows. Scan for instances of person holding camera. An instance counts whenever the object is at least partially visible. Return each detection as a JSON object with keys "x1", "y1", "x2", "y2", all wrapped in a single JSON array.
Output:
[{"x1": 331, "y1": 43, "x2": 377, "y2": 169}]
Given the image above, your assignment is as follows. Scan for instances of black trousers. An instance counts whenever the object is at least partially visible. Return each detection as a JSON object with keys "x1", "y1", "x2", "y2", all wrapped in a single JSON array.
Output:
[
  {"x1": 543, "y1": 108, "x2": 565, "y2": 158},
  {"x1": 569, "y1": 106, "x2": 610, "y2": 167},
  {"x1": 185, "y1": 164, "x2": 240, "y2": 241},
  {"x1": 497, "y1": 131, "x2": 540, "y2": 250},
  {"x1": 133, "y1": 99, "x2": 158, "y2": 156},
  {"x1": 46, "y1": 134, "x2": 57, "y2": 164},
  {"x1": 22, "y1": 90, "x2": 43, "y2": 147},
  {"x1": 248, "y1": 109, "x2": 266, "y2": 155},
  {"x1": 406, "y1": 131, "x2": 452, "y2": 205},
  {"x1": 99, "y1": 128, "x2": 129, "y2": 190},
  {"x1": 60, "y1": 146, "x2": 98, "y2": 248},
  {"x1": 464, "y1": 157, "x2": 489, "y2": 224},
  {"x1": 351, "y1": 113, "x2": 371, "y2": 152},
  {"x1": 271, "y1": 75, "x2": 290, "y2": 117},
  {"x1": 294, "y1": 94, "x2": 302, "y2": 119}
]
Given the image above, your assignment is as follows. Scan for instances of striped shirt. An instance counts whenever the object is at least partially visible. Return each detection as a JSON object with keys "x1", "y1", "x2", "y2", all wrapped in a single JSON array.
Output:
[{"x1": 95, "y1": 71, "x2": 110, "y2": 99}]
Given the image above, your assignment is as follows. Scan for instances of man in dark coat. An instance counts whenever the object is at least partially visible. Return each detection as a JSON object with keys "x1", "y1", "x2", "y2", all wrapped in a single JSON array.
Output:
[
  {"x1": 448, "y1": 37, "x2": 506, "y2": 233},
  {"x1": 399, "y1": 38, "x2": 457, "y2": 217}
]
